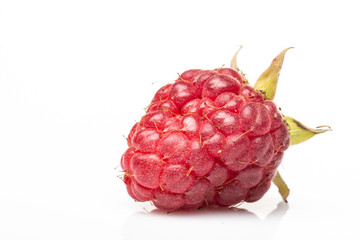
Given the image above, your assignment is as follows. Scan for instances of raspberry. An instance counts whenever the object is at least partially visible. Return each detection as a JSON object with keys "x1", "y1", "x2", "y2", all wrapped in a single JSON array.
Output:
[
  {"x1": 119, "y1": 47, "x2": 331, "y2": 211},
  {"x1": 122, "y1": 68, "x2": 286, "y2": 210}
]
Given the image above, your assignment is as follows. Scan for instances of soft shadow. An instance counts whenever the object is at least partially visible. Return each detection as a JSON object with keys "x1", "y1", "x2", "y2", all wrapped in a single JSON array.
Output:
[
  {"x1": 121, "y1": 201, "x2": 289, "y2": 240},
  {"x1": 150, "y1": 205, "x2": 260, "y2": 218}
]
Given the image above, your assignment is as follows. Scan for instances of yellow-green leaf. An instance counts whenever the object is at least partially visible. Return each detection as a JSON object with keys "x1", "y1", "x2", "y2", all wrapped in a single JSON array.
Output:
[
  {"x1": 230, "y1": 45, "x2": 242, "y2": 72},
  {"x1": 230, "y1": 46, "x2": 250, "y2": 85},
  {"x1": 254, "y1": 47, "x2": 293, "y2": 100},
  {"x1": 272, "y1": 171, "x2": 290, "y2": 202},
  {"x1": 283, "y1": 115, "x2": 332, "y2": 145}
]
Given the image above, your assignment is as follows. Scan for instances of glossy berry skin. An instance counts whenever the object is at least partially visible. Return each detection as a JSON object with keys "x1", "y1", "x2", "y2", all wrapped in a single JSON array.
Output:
[{"x1": 121, "y1": 68, "x2": 290, "y2": 211}]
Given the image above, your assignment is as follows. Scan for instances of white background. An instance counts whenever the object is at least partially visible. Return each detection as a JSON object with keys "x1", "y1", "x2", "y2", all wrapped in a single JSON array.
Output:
[{"x1": 1, "y1": 0, "x2": 359, "y2": 239}]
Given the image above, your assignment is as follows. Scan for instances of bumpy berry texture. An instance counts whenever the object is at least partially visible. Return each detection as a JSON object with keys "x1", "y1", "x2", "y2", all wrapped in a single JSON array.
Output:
[{"x1": 121, "y1": 68, "x2": 290, "y2": 211}]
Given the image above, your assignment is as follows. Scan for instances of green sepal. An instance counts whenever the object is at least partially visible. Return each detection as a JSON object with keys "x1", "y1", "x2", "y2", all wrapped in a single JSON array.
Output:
[
  {"x1": 272, "y1": 171, "x2": 290, "y2": 202},
  {"x1": 230, "y1": 45, "x2": 249, "y2": 85},
  {"x1": 283, "y1": 115, "x2": 332, "y2": 145},
  {"x1": 254, "y1": 47, "x2": 293, "y2": 100}
]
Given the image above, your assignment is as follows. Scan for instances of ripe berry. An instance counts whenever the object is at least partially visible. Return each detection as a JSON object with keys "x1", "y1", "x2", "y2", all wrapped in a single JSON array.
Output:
[{"x1": 119, "y1": 47, "x2": 331, "y2": 211}]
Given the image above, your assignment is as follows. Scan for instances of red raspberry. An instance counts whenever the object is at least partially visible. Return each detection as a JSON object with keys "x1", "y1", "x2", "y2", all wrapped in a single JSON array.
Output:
[
  {"x1": 119, "y1": 47, "x2": 331, "y2": 211},
  {"x1": 121, "y1": 68, "x2": 289, "y2": 210}
]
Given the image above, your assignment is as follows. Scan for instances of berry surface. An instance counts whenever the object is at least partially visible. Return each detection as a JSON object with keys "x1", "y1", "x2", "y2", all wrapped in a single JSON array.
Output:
[{"x1": 121, "y1": 68, "x2": 290, "y2": 211}]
